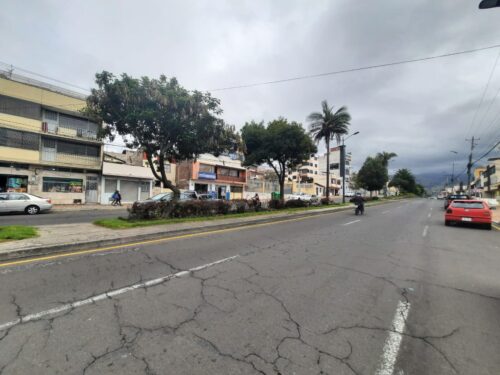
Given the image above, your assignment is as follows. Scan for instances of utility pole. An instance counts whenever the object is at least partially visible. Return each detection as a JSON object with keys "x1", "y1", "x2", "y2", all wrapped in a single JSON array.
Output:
[{"x1": 466, "y1": 137, "x2": 480, "y2": 196}]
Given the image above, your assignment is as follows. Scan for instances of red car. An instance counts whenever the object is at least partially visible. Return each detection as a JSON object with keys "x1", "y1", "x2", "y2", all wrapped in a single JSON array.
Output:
[{"x1": 445, "y1": 200, "x2": 492, "y2": 230}]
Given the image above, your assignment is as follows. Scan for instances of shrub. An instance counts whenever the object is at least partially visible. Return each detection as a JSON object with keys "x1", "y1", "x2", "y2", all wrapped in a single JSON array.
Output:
[
  {"x1": 320, "y1": 197, "x2": 330, "y2": 205},
  {"x1": 269, "y1": 199, "x2": 285, "y2": 209},
  {"x1": 285, "y1": 199, "x2": 309, "y2": 208},
  {"x1": 128, "y1": 199, "x2": 233, "y2": 220}
]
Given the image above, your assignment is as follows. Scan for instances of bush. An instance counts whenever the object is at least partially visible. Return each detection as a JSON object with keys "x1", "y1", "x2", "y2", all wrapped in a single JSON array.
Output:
[
  {"x1": 285, "y1": 199, "x2": 310, "y2": 208},
  {"x1": 268, "y1": 199, "x2": 285, "y2": 209},
  {"x1": 128, "y1": 199, "x2": 233, "y2": 220},
  {"x1": 320, "y1": 197, "x2": 330, "y2": 205}
]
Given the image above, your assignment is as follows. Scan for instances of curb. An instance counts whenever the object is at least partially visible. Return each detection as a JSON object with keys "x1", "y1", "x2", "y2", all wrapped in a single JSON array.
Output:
[{"x1": 0, "y1": 200, "x2": 402, "y2": 262}]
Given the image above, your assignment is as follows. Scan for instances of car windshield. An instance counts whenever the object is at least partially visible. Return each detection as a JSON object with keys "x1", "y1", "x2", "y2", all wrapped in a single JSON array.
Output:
[
  {"x1": 149, "y1": 193, "x2": 172, "y2": 201},
  {"x1": 449, "y1": 195, "x2": 468, "y2": 200},
  {"x1": 451, "y1": 201, "x2": 484, "y2": 209}
]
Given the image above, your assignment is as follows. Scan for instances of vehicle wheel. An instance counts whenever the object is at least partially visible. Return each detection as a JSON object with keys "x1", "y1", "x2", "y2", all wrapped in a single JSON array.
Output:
[
  {"x1": 445, "y1": 220, "x2": 450, "y2": 226},
  {"x1": 486, "y1": 223, "x2": 492, "y2": 230},
  {"x1": 25, "y1": 205, "x2": 40, "y2": 215}
]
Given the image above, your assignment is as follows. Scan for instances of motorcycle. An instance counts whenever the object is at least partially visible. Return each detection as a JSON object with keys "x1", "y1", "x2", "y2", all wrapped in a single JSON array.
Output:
[{"x1": 354, "y1": 203, "x2": 364, "y2": 216}]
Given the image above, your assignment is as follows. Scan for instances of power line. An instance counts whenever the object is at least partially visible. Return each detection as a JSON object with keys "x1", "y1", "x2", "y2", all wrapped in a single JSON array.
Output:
[
  {"x1": 208, "y1": 43, "x2": 500, "y2": 92},
  {"x1": 465, "y1": 48, "x2": 500, "y2": 139},
  {"x1": 473, "y1": 140, "x2": 500, "y2": 165}
]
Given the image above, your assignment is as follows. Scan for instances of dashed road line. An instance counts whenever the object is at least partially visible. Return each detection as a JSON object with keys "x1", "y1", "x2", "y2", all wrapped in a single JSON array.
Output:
[
  {"x1": 382, "y1": 210, "x2": 391, "y2": 214},
  {"x1": 427, "y1": 213, "x2": 432, "y2": 218},
  {"x1": 0, "y1": 255, "x2": 239, "y2": 332},
  {"x1": 422, "y1": 225, "x2": 429, "y2": 237},
  {"x1": 343, "y1": 219, "x2": 361, "y2": 226},
  {"x1": 376, "y1": 300, "x2": 411, "y2": 375}
]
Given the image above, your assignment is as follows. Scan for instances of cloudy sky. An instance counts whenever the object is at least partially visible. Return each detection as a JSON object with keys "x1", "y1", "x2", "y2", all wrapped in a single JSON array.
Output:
[{"x1": 1, "y1": 0, "x2": 499, "y2": 182}]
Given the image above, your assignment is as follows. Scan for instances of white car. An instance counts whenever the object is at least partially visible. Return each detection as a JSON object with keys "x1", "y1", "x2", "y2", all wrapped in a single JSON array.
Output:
[
  {"x1": 0, "y1": 193, "x2": 52, "y2": 215},
  {"x1": 288, "y1": 193, "x2": 313, "y2": 201},
  {"x1": 482, "y1": 198, "x2": 498, "y2": 209}
]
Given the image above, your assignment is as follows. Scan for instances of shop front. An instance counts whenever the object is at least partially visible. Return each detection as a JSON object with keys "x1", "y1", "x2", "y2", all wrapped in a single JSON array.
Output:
[{"x1": 0, "y1": 174, "x2": 28, "y2": 193}]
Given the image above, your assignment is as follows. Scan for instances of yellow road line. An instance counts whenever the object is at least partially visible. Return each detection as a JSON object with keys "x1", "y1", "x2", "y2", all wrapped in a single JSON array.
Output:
[
  {"x1": 0, "y1": 209, "x2": 349, "y2": 268},
  {"x1": 493, "y1": 223, "x2": 500, "y2": 231}
]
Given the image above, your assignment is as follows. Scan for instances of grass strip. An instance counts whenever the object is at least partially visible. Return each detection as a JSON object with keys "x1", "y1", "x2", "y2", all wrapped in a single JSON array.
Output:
[{"x1": 0, "y1": 226, "x2": 38, "y2": 241}]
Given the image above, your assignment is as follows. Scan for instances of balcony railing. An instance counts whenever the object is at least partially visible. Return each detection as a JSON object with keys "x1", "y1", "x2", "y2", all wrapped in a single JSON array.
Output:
[
  {"x1": 215, "y1": 174, "x2": 246, "y2": 183},
  {"x1": 41, "y1": 152, "x2": 101, "y2": 168},
  {"x1": 41, "y1": 122, "x2": 98, "y2": 141}
]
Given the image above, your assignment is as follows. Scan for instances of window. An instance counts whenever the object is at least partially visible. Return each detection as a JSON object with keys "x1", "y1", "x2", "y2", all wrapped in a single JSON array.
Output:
[
  {"x1": 451, "y1": 201, "x2": 484, "y2": 209},
  {"x1": 0, "y1": 128, "x2": 40, "y2": 150},
  {"x1": 164, "y1": 164, "x2": 171, "y2": 173},
  {"x1": 330, "y1": 163, "x2": 340, "y2": 170},
  {"x1": 54, "y1": 139, "x2": 100, "y2": 157},
  {"x1": 0, "y1": 95, "x2": 41, "y2": 120},
  {"x1": 43, "y1": 109, "x2": 58, "y2": 122},
  {"x1": 8, "y1": 193, "x2": 28, "y2": 200},
  {"x1": 199, "y1": 164, "x2": 215, "y2": 173},
  {"x1": 219, "y1": 167, "x2": 239, "y2": 177},
  {"x1": 229, "y1": 169, "x2": 239, "y2": 177},
  {"x1": 43, "y1": 177, "x2": 83, "y2": 193},
  {"x1": 0, "y1": 194, "x2": 8, "y2": 200}
]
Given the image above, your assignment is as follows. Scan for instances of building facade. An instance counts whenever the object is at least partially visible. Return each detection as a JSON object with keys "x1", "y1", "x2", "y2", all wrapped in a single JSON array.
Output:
[
  {"x1": 176, "y1": 153, "x2": 246, "y2": 199},
  {"x1": 0, "y1": 72, "x2": 102, "y2": 204}
]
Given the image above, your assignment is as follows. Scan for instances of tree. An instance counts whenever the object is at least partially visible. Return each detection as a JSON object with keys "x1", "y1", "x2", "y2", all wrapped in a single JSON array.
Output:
[
  {"x1": 356, "y1": 157, "x2": 388, "y2": 196},
  {"x1": 375, "y1": 151, "x2": 397, "y2": 196},
  {"x1": 308, "y1": 100, "x2": 351, "y2": 199},
  {"x1": 85, "y1": 72, "x2": 239, "y2": 197},
  {"x1": 241, "y1": 118, "x2": 317, "y2": 201},
  {"x1": 389, "y1": 168, "x2": 417, "y2": 194}
]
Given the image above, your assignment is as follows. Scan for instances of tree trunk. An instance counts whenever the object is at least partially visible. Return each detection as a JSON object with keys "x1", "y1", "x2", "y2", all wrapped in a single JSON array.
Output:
[
  {"x1": 325, "y1": 138, "x2": 330, "y2": 200},
  {"x1": 158, "y1": 153, "x2": 180, "y2": 198}
]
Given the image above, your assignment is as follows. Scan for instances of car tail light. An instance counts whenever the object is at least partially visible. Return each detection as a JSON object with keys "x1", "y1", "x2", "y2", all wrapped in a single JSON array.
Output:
[
  {"x1": 483, "y1": 211, "x2": 491, "y2": 217},
  {"x1": 46, "y1": 199, "x2": 51, "y2": 204},
  {"x1": 446, "y1": 209, "x2": 453, "y2": 214}
]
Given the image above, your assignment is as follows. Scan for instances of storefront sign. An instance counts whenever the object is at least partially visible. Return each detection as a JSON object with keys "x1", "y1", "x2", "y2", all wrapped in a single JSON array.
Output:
[{"x1": 198, "y1": 172, "x2": 216, "y2": 180}]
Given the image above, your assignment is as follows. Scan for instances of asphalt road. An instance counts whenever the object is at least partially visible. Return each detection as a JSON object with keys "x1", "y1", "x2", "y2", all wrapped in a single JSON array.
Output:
[
  {"x1": 0, "y1": 208, "x2": 128, "y2": 226},
  {"x1": 0, "y1": 199, "x2": 498, "y2": 374}
]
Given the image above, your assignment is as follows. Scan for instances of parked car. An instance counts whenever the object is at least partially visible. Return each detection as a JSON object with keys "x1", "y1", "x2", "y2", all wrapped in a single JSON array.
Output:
[
  {"x1": 0, "y1": 193, "x2": 52, "y2": 215},
  {"x1": 482, "y1": 198, "x2": 498, "y2": 209},
  {"x1": 288, "y1": 193, "x2": 313, "y2": 201},
  {"x1": 445, "y1": 200, "x2": 492, "y2": 230},
  {"x1": 146, "y1": 190, "x2": 199, "y2": 202},
  {"x1": 444, "y1": 194, "x2": 469, "y2": 209}
]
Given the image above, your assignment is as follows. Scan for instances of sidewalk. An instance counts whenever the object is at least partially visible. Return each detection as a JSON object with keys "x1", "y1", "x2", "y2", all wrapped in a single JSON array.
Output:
[
  {"x1": 0, "y1": 204, "x2": 363, "y2": 261},
  {"x1": 52, "y1": 204, "x2": 131, "y2": 212},
  {"x1": 492, "y1": 209, "x2": 499, "y2": 225}
]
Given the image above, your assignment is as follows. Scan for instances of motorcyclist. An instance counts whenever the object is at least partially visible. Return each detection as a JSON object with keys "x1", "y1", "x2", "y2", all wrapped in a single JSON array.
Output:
[{"x1": 350, "y1": 193, "x2": 365, "y2": 214}]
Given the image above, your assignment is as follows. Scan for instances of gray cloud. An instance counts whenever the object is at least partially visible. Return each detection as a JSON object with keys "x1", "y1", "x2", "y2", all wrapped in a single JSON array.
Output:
[{"x1": 1, "y1": 0, "x2": 499, "y2": 177}]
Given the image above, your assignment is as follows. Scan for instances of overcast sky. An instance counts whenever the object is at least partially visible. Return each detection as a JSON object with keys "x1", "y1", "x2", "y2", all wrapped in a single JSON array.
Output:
[{"x1": 1, "y1": 0, "x2": 499, "y2": 180}]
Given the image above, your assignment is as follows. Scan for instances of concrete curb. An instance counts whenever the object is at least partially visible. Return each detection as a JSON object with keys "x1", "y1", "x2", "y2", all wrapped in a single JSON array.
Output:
[{"x1": 0, "y1": 200, "x2": 402, "y2": 262}]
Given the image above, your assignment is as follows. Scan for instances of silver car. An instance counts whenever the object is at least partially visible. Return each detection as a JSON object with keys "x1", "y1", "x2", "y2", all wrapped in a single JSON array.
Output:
[{"x1": 0, "y1": 193, "x2": 53, "y2": 215}]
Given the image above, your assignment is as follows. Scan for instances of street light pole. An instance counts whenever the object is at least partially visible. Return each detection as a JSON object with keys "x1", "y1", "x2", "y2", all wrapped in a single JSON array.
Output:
[
  {"x1": 341, "y1": 131, "x2": 359, "y2": 203},
  {"x1": 450, "y1": 150, "x2": 458, "y2": 193}
]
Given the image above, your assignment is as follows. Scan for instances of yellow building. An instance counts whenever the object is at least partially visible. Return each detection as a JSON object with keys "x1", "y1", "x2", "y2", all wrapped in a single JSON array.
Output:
[{"x1": 0, "y1": 72, "x2": 102, "y2": 204}]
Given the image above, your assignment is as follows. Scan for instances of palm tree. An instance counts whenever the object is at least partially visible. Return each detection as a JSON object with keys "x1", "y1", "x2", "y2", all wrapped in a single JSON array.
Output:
[
  {"x1": 308, "y1": 100, "x2": 351, "y2": 199},
  {"x1": 376, "y1": 151, "x2": 397, "y2": 167}
]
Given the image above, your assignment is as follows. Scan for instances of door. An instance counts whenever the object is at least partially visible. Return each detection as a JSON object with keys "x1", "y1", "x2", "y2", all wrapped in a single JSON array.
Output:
[
  {"x1": 120, "y1": 180, "x2": 140, "y2": 202},
  {"x1": 85, "y1": 176, "x2": 99, "y2": 203},
  {"x1": 7, "y1": 193, "x2": 30, "y2": 212},
  {"x1": 0, "y1": 193, "x2": 8, "y2": 212}
]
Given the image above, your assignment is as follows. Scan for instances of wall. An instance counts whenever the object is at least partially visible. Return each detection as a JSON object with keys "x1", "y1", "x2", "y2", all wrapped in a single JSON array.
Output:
[
  {"x1": 0, "y1": 146, "x2": 39, "y2": 163},
  {"x1": 0, "y1": 77, "x2": 86, "y2": 113}
]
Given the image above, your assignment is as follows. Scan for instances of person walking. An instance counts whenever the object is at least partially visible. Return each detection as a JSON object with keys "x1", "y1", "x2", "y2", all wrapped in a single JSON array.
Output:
[{"x1": 111, "y1": 190, "x2": 122, "y2": 206}]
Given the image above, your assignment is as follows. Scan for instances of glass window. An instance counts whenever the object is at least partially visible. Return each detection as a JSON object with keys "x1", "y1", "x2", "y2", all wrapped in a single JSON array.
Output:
[
  {"x1": 451, "y1": 201, "x2": 484, "y2": 209},
  {"x1": 164, "y1": 164, "x2": 171, "y2": 173},
  {"x1": 43, "y1": 110, "x2": 58, "y2": 122},
  {"x1": 8, "y1": 193, "x2": 28, "y2": 200},
  {"x1": 229, "y1": 169, "x2": 239, "y2": 177},
  {"x1": 0, "y1": 194, "x2": 8, "y2": 200},
  {"x1": 199, "y1": 164, "x2": 215, "y2": 173},
  {"x1": 0, "y1": 128, "x2": 40, "y2": 150},
  {"x1": 42, "y1": 177, "x2": 83, "y2": 193},
  {"x1": 218, "y1": 167, "x2": 229, "y2": 176}
]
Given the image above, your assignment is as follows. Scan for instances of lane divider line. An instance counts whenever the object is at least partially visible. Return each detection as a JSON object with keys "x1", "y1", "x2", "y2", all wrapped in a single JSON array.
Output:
[
  {"x1": 343, "y1": 219, "x2": 361, "y2": 226},
  {"x1": 422, "y1": 225, "x2": 429, "y2": 237},
  {"x1": 375, "y1": 300, "x2": 411, "y2": 375},
  {"x1": 427, "y1": 213, "x2": 431, "y2": 218},
  {"x1": 0, "y1": 255, "x2": 239, "y2": 332},
  {"x1": 382, "y1": 210, "x2": 390, "y2": 214}
]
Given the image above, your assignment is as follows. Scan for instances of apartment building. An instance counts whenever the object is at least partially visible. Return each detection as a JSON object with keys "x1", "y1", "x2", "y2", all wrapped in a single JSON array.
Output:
[
  {"x1": 318, "y1": 147, "x2": 352, "y2": 195},
  {"x1": 0, "y1": 72, "x2": 102, "y2": 204},
  {"x1": 176, "y1": 153, "x2": 246, "y2": 199}
]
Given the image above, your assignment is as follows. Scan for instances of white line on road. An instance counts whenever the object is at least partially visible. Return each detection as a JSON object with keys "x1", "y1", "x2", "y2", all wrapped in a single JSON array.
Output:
[
  {"x1": 422, "y1": 225, "x2": 429, "y2": 237},
  {"x1": 376, "y1": 300, "x2": 411, "y2": 375},
  {"x1": 0, "y1": 255, "x2": 239, "y2": 332},
  {"x1": 427, "y1": 213, "x2": 431, "y2": 218},
  {"x1": 382, "y1": 210, "x2": 390, "y2": 214},
  {"x1": 343, "y1": 220, "x2": 361, "y2": 226}
]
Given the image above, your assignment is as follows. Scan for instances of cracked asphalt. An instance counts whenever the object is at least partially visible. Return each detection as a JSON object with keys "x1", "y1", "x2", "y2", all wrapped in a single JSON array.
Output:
[{"x1": 0, "y1": 199, "x2": 499, "y2": 374}]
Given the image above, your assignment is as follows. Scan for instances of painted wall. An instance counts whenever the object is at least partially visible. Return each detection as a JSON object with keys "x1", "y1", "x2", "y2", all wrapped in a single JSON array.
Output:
[
  {"x1": 0, "y1": 113, "x2": 40, "y2": 133},
  {"x1": 0, "y1": 146, "x2": 39, "y2": 163}
]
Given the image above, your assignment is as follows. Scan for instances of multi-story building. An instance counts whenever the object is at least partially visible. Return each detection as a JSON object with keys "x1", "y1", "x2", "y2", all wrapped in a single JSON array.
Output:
[
  {"x1": 176, "y1": 153, "x2": 246, "y2": 199},
  {"x1": 318, "y1": 146, "x2": 352, "y2": 195},
  {"x1": 0, "y1": 72, "x2": 102, "y2": 204}
]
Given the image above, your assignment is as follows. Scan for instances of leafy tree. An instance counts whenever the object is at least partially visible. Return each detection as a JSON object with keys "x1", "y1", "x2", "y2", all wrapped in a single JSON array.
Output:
[
  {"x1": 415, "y1": 184, "x2": 426, "y2": 197},
  {"x1": 356, "y1": 157, "x2": 388, "y2": 196},
  {"x1": 308, "y1": 100, "x2": 351, "y2": 199},
  {"x1": 85, "y1": 72, "x2": 239, "y2": 197},
  {"x1": 390, "y1": 168, "x2": 417, "y2": 194},
  {"x1": 241, "y1": 118, "x2": 317, "y2": 201}
]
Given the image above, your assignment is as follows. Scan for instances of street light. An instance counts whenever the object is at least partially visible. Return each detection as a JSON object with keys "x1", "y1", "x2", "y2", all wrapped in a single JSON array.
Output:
[
  {"x1": 479, "y1": 0, "x2": 500, "y2": 9},
  {"x1": 341, "y1": 131, "x2": 360, "y2": 203},
  {"x1": 450, "y1": 150, "x2": 458, "y2": 193}
]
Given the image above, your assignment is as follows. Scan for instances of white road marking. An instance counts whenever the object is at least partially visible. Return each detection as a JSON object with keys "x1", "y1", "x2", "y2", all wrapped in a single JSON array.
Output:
[
  {"x1": 382, "y1": 210, "x2": 390, "y2": 214},
  {"x1": 343, "y1": 220, "x2": 361, "y2": 226},
  {"x1": 376, "y1": 300, "x2": 411, "y2": 375},
  {"x1": 427, "y1": 213, "x2": 431, "y2": 218},
  {"x1": 430, "y1": 207, "x2": 433, "y2": 211},
  {"x1": 0, "y1": 255, "x2": 239, "y2": 332},
  {"x1": 422, "y1": 225, "x2": 429, "y2": 237}
]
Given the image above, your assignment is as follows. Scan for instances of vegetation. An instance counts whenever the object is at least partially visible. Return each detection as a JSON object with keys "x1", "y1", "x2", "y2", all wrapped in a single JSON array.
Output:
[
  {"x1": 308, "y1": 100, "x2": 351, "y2": 199},
  {"x1": 85, "y1": 72, "x2": 239, "y2": 197},
  {"x1": 356, "y1": 156, "x2": 388, "y2": 196},
  {"x1": 390, "y1": 168, "x2": 426, "y2": 196},
  {"x1": 0, "y1": 226, "x2": 38, "y2": 241},
  {"x1": 375, "y1": 151, "x2": 397, "y2": 196},
  {"x1": 241, "y1": 118, "x2": 316, "y2": 201}
]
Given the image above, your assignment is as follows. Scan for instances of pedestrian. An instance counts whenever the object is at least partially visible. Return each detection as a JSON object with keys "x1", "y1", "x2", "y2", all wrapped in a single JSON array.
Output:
[{"x1": 111, "y1": 190, "x2": 122, "y2": 206}]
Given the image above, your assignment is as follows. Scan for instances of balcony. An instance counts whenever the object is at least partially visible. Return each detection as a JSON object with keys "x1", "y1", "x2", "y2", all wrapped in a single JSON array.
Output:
[
  {"x1": 41, "y1": 122, "x2": 99, "y2": 141},
  {"x1": 41, "y1": 152, "x2": 101, "y2": 169}
]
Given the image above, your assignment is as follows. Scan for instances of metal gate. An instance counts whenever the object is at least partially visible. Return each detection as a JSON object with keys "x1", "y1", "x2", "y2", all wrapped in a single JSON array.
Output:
[{"x1": 85, "y1": 176, "x2": 99, "y2": 203}]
